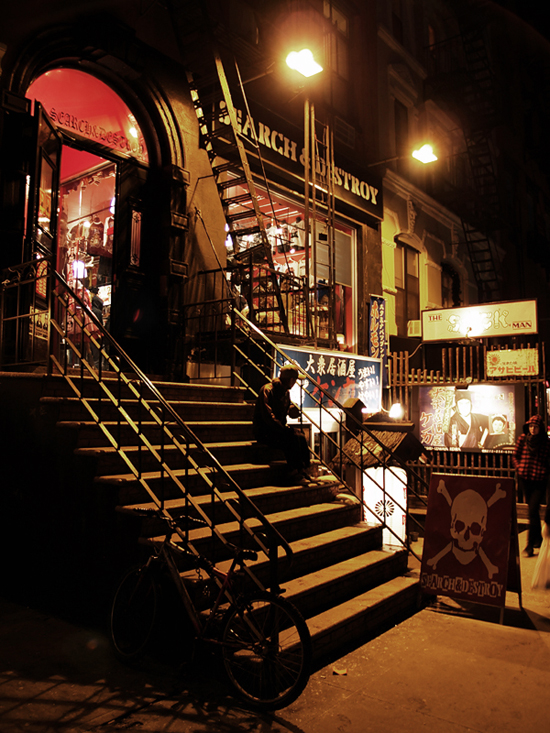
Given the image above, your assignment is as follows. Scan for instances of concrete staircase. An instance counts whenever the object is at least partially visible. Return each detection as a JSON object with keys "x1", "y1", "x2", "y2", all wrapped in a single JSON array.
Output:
[{"x1": 0, "y1": 372, "x2": 421, "y2": 664}]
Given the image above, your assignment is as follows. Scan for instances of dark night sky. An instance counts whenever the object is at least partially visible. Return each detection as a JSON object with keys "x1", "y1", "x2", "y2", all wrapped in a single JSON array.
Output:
[{"x1": 490, "y1": 0, "x2": 550, "y2": 42}]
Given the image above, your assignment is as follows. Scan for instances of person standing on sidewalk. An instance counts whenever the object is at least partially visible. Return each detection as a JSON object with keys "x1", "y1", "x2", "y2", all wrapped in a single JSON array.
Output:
[{"x1": 513, "y1": 414, "x2": 550, "y2": 556}]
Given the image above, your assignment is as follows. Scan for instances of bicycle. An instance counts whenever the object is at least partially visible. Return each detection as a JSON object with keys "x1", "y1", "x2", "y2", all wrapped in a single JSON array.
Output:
[{"x1": 109, "y1": 508, "x2": 312, "y2": 709}]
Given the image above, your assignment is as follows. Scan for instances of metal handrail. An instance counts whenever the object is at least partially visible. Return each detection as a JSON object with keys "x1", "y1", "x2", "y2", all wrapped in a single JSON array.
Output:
[
  {"x1": 1, "y1": 258, "x2": 293, "y2": 593},
  {"x1": 227, "y1": 308, "x2": 428, "y2": 561}
]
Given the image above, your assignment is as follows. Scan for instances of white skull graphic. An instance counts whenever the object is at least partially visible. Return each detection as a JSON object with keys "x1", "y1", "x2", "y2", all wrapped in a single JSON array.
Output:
[{"x1": 450, "y1": 489, "x2": 487, "y2": 553}]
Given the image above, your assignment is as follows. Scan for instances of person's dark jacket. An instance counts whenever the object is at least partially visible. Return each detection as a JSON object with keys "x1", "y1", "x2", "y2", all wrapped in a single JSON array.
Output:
[{"x1": 253, "y1": 378, "x2": 290, "y2": 441}]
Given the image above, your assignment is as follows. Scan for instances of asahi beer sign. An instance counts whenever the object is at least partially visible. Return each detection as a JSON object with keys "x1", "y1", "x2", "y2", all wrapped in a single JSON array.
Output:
[{"x1": 421, "y1": 300, "x2": 537, "y2": 342}]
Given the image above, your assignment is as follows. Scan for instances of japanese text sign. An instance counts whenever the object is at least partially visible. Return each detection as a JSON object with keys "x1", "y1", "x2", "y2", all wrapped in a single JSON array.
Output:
[
  {"x1": 486, "y1": 348, "x2": 539, "y2": 378},
  {"x1": 276, "y1": 345, "x2": 382, "y2": 414}
]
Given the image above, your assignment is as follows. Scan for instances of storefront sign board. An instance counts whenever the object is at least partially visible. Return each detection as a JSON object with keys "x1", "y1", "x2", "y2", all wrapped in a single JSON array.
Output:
[
  {"x1": 422, "y1": 300, "x2": 537, "y2": 342},
  {"x1": 276, "y1": 345, "x2": 382, "y2": 414},
  {"x1": 217, "y1": 102, "x2": 383, "y2": 220},
  {"x1": 420, "y1": 474, "x2": 515, "y2": 607},
  {"x1": 486, "y1": 348, "x2": 539, "y2": 377},
  {"x1": 369, "y1": 295, "x2": 387, "y2": 386}
]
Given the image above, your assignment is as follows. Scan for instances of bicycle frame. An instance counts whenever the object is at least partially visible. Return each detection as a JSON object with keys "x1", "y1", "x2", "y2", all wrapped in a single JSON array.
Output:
[
  {"x1": 111, "y1": 509, "x2": 313, "y2": 709},
  {"x1": 151, "y1": 529, "x2": 248, "y2": 644}
]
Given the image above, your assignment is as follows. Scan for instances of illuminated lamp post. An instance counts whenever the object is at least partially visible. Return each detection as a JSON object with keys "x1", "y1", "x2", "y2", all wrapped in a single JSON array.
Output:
[
  {"x1": 367, "y1": 143, "x2": 439, "y2": 167},
  {"x1": 285, "y1": 49, "x2": 324, "y2": 340}
]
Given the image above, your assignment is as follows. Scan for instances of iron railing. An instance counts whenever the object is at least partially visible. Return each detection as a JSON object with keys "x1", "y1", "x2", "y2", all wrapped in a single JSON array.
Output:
[
  {"x1": 0, "y1": 257, "x2": 293, "y2": 594},
  {"x1": 183, "y1": 290, "x2": 429, "y2": 560}
]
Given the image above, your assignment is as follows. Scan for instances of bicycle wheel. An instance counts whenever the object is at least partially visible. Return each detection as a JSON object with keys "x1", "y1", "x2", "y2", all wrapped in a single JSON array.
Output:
[
  {"x1": 110, "y1": 565, "x2": 158, "y2": 661},
  {"x1": 221, "y1": 592, "x2": 312, "y2": 709}
]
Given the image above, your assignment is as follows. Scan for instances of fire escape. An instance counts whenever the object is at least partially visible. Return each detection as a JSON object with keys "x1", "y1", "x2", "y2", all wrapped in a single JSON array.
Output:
[
  {"x1": 167, "y1": 0, "x2": 338, "y2": 345},
  {"x1": 425, "y1": 18, "x2": 503, "y2": 303}
]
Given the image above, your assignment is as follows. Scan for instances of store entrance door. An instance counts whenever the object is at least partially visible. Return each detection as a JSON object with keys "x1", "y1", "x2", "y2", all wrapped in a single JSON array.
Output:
[{"x1": 58, "y1": 146, "x2": 116, "y2": 331}]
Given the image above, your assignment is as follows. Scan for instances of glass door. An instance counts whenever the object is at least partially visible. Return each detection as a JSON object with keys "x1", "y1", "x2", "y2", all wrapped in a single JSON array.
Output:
[
  {"x1": 27, "y1": 104, "x2": 62, "y2": 260},
  {"x1": 58, "y1": 146, "x2": 116, "y2": 330}
]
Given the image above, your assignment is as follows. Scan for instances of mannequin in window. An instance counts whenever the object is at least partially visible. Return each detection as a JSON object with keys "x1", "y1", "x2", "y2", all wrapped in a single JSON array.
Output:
[
  {"x1": 290, "y1": 216, "x2": 305, "y2": 250},
  {"x1": 266, "y1": 219, "x2": 279, "y2": 254},
  {"x1": 104, "y1": 213, "x2": 115, "y2": 255},
  {"x1": 88, "y1": 215, "x2": 104, "y2": 256}
]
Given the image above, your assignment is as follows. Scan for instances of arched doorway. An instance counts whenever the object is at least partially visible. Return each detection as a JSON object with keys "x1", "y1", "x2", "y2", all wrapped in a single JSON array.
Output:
[{"x1": 26, "y1": 69, "x2": 150, "y2": 342}]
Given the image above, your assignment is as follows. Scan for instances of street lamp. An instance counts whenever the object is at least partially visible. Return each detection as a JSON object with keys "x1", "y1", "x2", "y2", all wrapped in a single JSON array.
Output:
[
  {"x1": 285, "y1": 48, "x2": 324, "y2": 340},
  {"x1": 286, "y1": 49, "x2": 323, "y2": 77},
  {"x1": 368, "y1": 144, "x2": 438, "y2": 167},
  {"x1": 412, "y1": 144, "x2": 438, "y2": 164}
]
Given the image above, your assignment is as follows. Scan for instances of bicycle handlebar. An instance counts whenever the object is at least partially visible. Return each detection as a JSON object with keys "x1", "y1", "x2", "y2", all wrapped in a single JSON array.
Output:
[{"x1": 127, "y1": 506, "x2": 258, "y2": 564}]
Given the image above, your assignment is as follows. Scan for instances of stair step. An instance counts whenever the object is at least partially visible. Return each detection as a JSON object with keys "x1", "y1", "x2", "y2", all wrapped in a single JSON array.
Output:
[
  {"x1": 45, "y1": 396, "x2": 253, "y2": 422},
  {"x1": 95, "y1": 460, "x2": 282, "y2": 492},
  {"x1": 117, "y1": 477, "x2": 344, "y2": 533},
  {"x1": 210, "y1": 524, "x2": 384, "y2": 585},
  {"x1": 144, "y1": 502, "x2": 362, "y2": 552},
  {"x1": 307, "y1": 574, "x2": 421, "y2": 663},
  {"x1": 57, "y1": 420, "x2": 255, "y2": 447},
  {"x1": 282, "y1": 548, "x2": 408, "y2": 619},
  {"x1": 42, "y1": 377, "x2": 247, "y2": 403},
  {"x1": 74, "y1": 440, "x2": 267, "y2": 474}
]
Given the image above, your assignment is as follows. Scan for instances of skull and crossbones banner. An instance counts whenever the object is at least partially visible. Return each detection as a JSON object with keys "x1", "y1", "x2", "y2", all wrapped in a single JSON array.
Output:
[{"x1": 420, "y1": 474, "x2": 515, "y2": 607}]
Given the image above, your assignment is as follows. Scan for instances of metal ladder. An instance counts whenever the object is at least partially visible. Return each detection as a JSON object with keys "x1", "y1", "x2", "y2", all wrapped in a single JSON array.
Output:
[
  {"x1": 304, "y1": 104, "x2": 337, "y2": 343},
  {"x1": 172, "y1": 1, "x2": 291, "y2": 334}
]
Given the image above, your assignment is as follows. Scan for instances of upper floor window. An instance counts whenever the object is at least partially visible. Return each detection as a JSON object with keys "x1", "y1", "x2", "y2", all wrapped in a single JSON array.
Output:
[
  {"x1": 441, "y1": 263, "x2": 461, "y2": 308},
  {"x1": 324, "y1": 1, "x2": 349, "y2": 79},
  {"x1": 394, "y1": 98, "x2": 409, "y2": 166},
  {"x1": 392, "y1": 0, "x2": 404, "y2": 46},
  {"x1": 395, "y1": 240, "x2": 419, "y2": 336},
  {"x1": 323, "y1": 1, "x2": 350, "y2": 115}
]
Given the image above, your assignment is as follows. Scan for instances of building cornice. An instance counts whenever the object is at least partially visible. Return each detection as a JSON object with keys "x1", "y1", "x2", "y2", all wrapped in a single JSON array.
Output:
[{"x1": 383, "y1": 168, "x2": 462, "y2": 230}]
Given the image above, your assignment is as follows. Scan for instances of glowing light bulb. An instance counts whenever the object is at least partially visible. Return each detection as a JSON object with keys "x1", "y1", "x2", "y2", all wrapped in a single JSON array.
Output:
[{"x1": 286, "y1": 49, "x2": 323, "y2": 78}]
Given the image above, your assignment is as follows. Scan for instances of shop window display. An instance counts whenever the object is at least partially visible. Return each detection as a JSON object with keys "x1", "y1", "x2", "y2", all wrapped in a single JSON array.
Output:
[
  {"x1": 225, "y1": 181, "x2": 355, "y2": 348},
  {"x1": 58, "y1": 151, "x2": 115, "y2": 328}
]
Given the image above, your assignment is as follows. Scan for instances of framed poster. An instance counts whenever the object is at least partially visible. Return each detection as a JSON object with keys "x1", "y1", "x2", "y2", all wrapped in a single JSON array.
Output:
[{"x1": 418, "y1": 384, "x2": 516, "y2": 452}]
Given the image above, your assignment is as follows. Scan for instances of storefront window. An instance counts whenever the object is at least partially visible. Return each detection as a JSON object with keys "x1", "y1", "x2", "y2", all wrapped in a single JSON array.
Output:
[
  {"x1": 26, "y1": 68, "x2": 149, "y2": 329},
  {"x1": 225, "y1": 181, "x2": 356, "y2": 348},
  {"x1": 58, "y1": 148, "x2": 115, "y2": 315}
]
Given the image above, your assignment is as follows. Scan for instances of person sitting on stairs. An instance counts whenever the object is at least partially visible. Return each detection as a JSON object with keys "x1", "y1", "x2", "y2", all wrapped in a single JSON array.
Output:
[{"x1": 253, "y1": 364, "x2": 316, "y2": 484}]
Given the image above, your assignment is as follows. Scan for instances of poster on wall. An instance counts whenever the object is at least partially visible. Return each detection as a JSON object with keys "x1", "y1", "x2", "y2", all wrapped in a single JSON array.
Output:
[
  {"x1": 418, "y1": 384, "x2": 516, "y2": 452},
  {"x1": 420, "y1": 474, "x2": 515, "y2": 607},
  {"x1": 369, "y1": 296, "x2": 387, "y2": 387},
  {"x1": 276, "y1": 345, "x2": 382, "y2": 414}
]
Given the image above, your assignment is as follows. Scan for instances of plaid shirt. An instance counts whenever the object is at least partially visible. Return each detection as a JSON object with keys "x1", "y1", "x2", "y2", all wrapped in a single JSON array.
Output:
[{"x1": 513, "y1": 433, "x2": 550, "y2": 481}]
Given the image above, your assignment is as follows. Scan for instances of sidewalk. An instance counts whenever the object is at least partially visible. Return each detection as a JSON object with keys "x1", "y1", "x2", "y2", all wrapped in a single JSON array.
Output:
[{"x1": 1, "y1": 530, "x2": 550, "y2": 733}]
